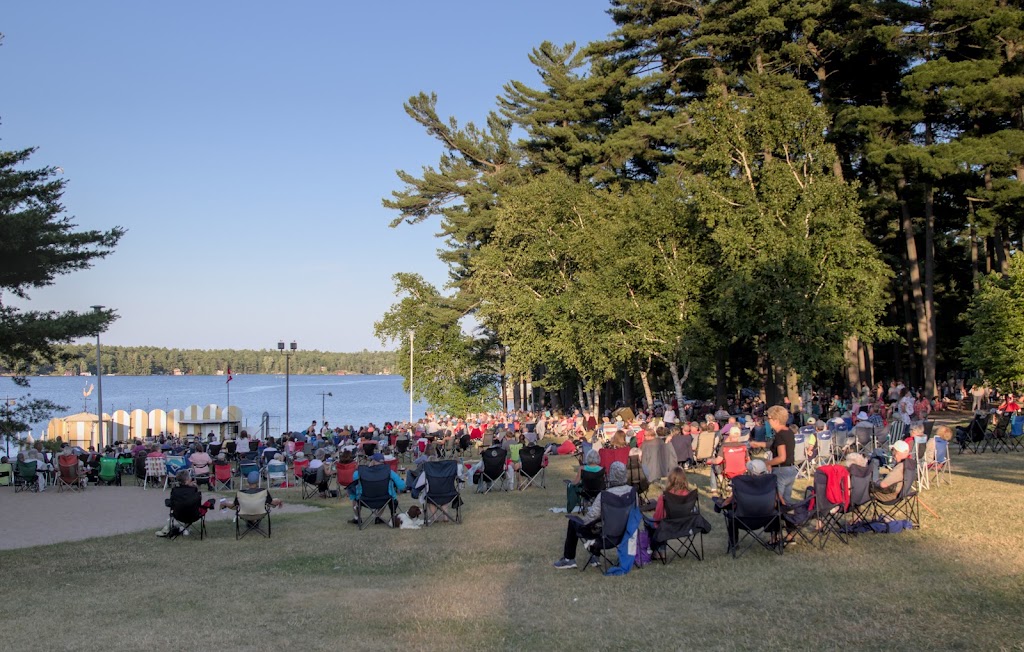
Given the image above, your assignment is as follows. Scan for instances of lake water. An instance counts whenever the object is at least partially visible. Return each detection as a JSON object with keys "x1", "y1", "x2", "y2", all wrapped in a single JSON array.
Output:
[{"x1": 8, "y1": 374, "x2": 428, "y2": 437}]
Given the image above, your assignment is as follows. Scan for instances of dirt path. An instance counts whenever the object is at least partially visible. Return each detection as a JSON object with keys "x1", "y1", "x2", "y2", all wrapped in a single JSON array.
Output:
[{"x1": 0, "y1": 484, "x2": 320, "y2": 550}]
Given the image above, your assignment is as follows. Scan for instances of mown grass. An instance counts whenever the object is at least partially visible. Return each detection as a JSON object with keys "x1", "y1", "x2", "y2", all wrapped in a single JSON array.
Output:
[{"x1": 2, "y1": 444, "x2": 1022, "y2": 651}]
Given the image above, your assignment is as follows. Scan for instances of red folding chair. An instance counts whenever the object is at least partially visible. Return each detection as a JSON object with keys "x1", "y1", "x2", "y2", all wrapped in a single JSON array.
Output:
[
  {"x1": 720, "y1": 443, "x2": 748, "y2": 495},
  {"x1": 335, "y1": 461, "x2": 358, "y2": 490}
]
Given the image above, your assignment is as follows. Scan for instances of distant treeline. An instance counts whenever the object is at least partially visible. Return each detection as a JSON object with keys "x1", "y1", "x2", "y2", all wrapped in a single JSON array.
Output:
[{"x1": 27, "y1": 345, "x2": 399, "y2": 377}]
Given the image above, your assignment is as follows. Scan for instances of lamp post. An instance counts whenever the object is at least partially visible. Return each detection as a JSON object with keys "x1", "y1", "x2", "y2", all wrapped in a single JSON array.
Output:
[
  {"x1": 408, "y1": 329, "x2": 414, "y2": 424},
  {"x1": 278, "y1": 340, "x2": 297, "y2": 434},
  {"x1": 318, "y1": 391, "x2": 332, "y2": 424},
  {"x1": 91, "y1": 305, "x2": 105, "y2": 449}
]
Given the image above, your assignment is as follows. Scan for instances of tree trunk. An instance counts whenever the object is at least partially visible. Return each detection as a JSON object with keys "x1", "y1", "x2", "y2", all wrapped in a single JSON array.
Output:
[
  {"x1": 922, "y1": 180, "x2": 937, "y2": 397},
  {"x1": 844, "y1": 335, "x2": 861, "y2": 396},
  {"x1": 786, "y1": 368, "x2": 800, "y2": 413},
  {"x1": 865, "y1": 342, "x2": 875, "y2": 387},
  {"x1": 889, "y1": 289, "x2": 903, "y2": 382},
  {"x1": 715, "y1": 348, "x2": 727, "y2": 409},
  {"x1": 577, "y1": 382, "x2": 587, "y2": 412},
  {"x1": 969, "y1": 202, "x2": 980, "y2": 292},
  {"x1": 639, "y1": 369, "x2": 654, "y2": 415},
  {"x1": 899, "y1": 178, "x2": 931, "y2": 391},
  {"x1": 757, "y1": 345, "x2": 769, "y2": 402},
  {"x1": 591, "y1": 388, "x2": 601, "y2": 421},
  {"x1": 668, "y1": 359, "x2": 689, "y2": 405},
  {"x1": 900, "y1": 273, "x2": 918, "y2": 387}
]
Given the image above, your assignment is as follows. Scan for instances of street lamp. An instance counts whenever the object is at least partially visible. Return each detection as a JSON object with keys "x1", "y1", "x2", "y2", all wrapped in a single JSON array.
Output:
[
  {"x1": 91, "y1": 305, "x2": 105, "y2": 449},
  {"x1": 318, "y1": 391, "x2": 333, "y2": 424},
  {"x1": 408, "y1": 329, "x2": 414, "y2": 424},
  {"x1": 278, "y1": 340, "x2": 297, "y2": 434}
]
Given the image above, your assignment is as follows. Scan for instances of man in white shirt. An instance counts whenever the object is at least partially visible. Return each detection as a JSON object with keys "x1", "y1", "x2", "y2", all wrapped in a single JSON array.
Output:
[
  {"x1": 663, "y1": 406, "x2": 677, "y2": 427},
  {"x1": 898, "y1": 389, "x2": 915, "y2": 426}
]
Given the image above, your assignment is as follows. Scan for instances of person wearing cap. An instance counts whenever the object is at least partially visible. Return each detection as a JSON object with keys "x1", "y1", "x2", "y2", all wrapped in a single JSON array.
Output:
[
  {"x1": 871, "y1": 441, "x2": 910, "y2": 501},
  {"x1": 553, "y1": 461, "x2": 633, "y2": 569}
]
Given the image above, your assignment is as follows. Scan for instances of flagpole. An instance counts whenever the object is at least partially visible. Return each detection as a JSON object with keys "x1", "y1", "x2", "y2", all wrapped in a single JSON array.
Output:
[{"x1": 226, "y1": 364, "x2": 232, "y2": 415}]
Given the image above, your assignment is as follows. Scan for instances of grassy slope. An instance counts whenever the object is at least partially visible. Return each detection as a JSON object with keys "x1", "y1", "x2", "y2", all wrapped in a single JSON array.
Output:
[{"x1": 2, "y1": 448, "x2": 1022, "y2": 651}]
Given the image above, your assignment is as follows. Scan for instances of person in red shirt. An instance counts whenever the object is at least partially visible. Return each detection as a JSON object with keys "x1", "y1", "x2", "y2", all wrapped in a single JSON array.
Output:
[{"x1": 997, "y1": 393, "x2": 1020, "y2": 414}]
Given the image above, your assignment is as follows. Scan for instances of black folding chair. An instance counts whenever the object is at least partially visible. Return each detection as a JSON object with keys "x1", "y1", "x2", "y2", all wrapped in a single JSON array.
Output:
[
  {"x1": 577, "y1": 468, "x2": 605, "y2": 513},
  {"x1": 165, "y1": 491, "x2": 207, "y2": 540},
  {"x1": 723, "y1": 474, "x2": 783, "y2": 558},
  {"x1": 300, "y1": 467, "x2": 323, "y2": 500},
  {"x1": 957, "y1": 415, "x2": 987, "y2": 454},
  {"x1": 353, "y1": 464, "x2": 399, "y2": 530},
  {"x1": 988, "y1": 413, "x2": 1013, "y2": 453},
  {"x1": 626, "y1": 456, "x2": 650, "y2": 502},
  {"x1": 422, "y1": 460, "x2": 462, "y2": 526},
  {"x1": 581, "y1": 488, "x2": 638, "y2": 573},
  {"x1": 476, "y1": 447, "x2": 508, "y2": 494},
  {"x1": 872, "y1": 458, "x2": 920, "y2": 528},
  {"x1": 846, "y1": 463, "x2": 874, "y2": 533},
  {"x1": 14, "y1": 461, "x2": 38, "y2": 493},
  {"x1": 653, "y1": 491, "x2": 711, "y2": 563},
  {"x1": 517, "y1": 445, "x2": 546, "y2": 490},
  {"x1": 806, "y1": 466, "x2": 849, "y2": 549}
]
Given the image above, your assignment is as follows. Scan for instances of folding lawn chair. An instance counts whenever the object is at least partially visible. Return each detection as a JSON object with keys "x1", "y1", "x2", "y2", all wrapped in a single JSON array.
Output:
[
  {"x1": 144, "y1": 457, "x2": 167, "y2": 490},
  {"x1": 794, "y1": 430, "x2": 812, "y2": 480},
  {"x1": 693, "y1": 431, "x2": 717, "y2": 468},
  {"x1": 116, "y1": 455, "x2": 134, "y2": 477},
  {"x1": 845, "y1": 463, "x2": 874, "y2": 532},
  {"x1": 264, "y1": 460, "x2": 288, "y2": 489},
  {"x1": 238, "y1": 460, "x2": 260, "y2": 488},
  {"x1": 475, "y1": 447, "x2": 508, "y2": 494},
  {"x1": 723, "y1": 474, "x2": 783, "y2": 558},
  {"x1": 598, "y1": 446, "x2": 630, "y2": 474},
  {"x1": 352, "y1": 464, "x2": 399, "y2": 530},
  {"x1": 957, "y1": 415, "x2": 987, "y2": 454},
  {"x1": 816, "y1": 430, "x2": 835, "y2": 467},
  {"x1": 580, "y1": 487, "x2": 639, "y2": 574},
  {"x1": 832, "y1": 424, "x2": 850, "y2": 453},
  {"x1": 213, "y1": 461, "x2": 233, "y2": 491},
  {"x1": 395, "y1": 439, "x2": 413, "y2": 464},
  {"x1": 872, "y1": 458, "x2": 920, "y2": 528},
  {"x1": 292, "y1": 459, "x2": 309, "y2": 488},
  {"x1": 852, "y1": 423, "x2": 875, "y2": 454},
  {"x1": 0, "y1": 462, "x2": 12, "y2": 488},
  {"x1": 577, "y1": 468, "x2": 605, "y2": 514},
  {"x1": 805, "y1": 465, "x2": 850, "y2": 549},
  {"x1": 235, "y1": 489, "x2": 272, "y2": 539},
  {"x1": 912, "y1": 434, "x2": 930, "y2": 491},
  {"x1": 57, "y1": 459, "x2": 86, "y2": 492},
  {"x1": 717, "y1": 443, "x2": 748, "y2": 496},
  {"x1": 14, "y1": 461, "x2": 38, "y2": 493},
  {"x1": 988, "y1": 413, "x2": 1013, "y2": 453},
  {"x1": 422, "y1": 460, "x2": 463, "y2": 526},
  {"x1": 1010, "y1": 415, "x2": 1024, "y2": 452},
  {"x1": 927, "y1": 436, "x2": 952, "y2": 485},
  {"x1": 300, "y1": 465, "x2": 323, "y2": 499},
  {"x1": 653, "y1": 490, "x2": 712, "y2": 564},
  {"x1": 517, "y1": 445, "x2": 546, "y2": 490},
  {"x1": 96, "y1": 457, "x2": 120, "y2": 486}
]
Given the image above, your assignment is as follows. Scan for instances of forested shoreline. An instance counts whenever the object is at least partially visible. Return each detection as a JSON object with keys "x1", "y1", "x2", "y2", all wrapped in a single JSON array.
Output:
[{"x1": 19, "y1": 345, "x2": 398, "y2": 377}]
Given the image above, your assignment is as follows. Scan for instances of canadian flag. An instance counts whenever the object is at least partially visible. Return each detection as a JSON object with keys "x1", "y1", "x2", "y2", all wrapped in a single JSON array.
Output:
[{"x1": 226, "y1": 366, "x2": 233, "y2": 383}]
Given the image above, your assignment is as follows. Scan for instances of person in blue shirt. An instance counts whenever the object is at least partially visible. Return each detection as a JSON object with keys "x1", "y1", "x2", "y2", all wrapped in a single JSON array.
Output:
[{"x1": 347, "y1": 453, "x2": 406, "y2": 526}]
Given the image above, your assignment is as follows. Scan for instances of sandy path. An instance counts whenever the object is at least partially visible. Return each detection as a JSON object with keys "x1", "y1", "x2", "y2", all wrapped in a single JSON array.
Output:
[{"x1": 0, "y1": 484, "x2": 321, "y2": 550}]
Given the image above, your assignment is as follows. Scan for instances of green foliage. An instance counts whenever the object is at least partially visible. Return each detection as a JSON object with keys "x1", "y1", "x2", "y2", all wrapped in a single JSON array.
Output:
[{"x1": 962, "y1": 256, "x2": 1024, "y2": 387}]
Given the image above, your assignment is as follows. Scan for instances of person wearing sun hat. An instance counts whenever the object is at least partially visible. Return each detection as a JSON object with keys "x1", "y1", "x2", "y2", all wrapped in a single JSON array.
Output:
[{"x1": 870, "y1": 440, "x2": 910, "y2": 501}]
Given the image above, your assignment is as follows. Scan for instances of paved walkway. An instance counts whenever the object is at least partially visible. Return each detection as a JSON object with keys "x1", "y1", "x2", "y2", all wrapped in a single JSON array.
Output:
[{"x1": 0, "y1": 484, "x2": 320, "y2": 550}]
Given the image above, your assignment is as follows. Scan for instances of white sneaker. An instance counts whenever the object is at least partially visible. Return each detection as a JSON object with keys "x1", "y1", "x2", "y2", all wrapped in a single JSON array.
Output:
[{"x1": 182, "y1": 528, "x2": 190, "y2": 536}]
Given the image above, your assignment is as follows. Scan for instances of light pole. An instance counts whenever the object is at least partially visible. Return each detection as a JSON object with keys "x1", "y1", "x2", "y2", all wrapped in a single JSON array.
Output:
[
  {"x1": 318, "y1": 391, "x2": 332, "y2": 423},
  {"x1": 408, "y1": 329, "x2": 414, "y2": 424},
  {"x1": 91, "y1": 305, "x2": 105, "y2": 449},
  {"x1": 278, "y1": 340, "x2": 297, "y2": 434}
]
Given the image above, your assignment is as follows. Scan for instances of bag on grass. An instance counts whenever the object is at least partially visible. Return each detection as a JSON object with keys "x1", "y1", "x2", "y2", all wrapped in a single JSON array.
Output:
[{"x1": 634, "y1": 528, "x2": 652, "y2": 568}]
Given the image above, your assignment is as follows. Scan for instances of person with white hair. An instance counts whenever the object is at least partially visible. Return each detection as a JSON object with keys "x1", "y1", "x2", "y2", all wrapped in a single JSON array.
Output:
[{"x1": 554, "y1": 461, "x2": 633, "y2": 569}]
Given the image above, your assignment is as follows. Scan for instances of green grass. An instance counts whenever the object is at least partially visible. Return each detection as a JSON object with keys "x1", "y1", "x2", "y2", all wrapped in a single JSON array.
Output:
[{"x1": 2, "y1": 448, "x2": 1023, "y2": 651}]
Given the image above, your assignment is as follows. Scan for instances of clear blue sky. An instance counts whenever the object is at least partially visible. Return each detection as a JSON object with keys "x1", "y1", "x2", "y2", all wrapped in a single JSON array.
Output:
[{"x1": 2, "y1": 1, "x2": 616, "y2": 352}]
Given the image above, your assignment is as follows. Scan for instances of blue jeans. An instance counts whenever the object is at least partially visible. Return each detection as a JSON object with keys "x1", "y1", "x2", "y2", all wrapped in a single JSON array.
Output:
[{"x1": 773, "y1": 465, "x2": 799, "y2": 504}]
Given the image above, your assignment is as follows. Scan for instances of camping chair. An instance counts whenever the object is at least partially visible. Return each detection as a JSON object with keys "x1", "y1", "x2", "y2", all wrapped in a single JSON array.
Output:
[
  {"x1": 0, "y1": 462, "x2": 13, "y2": 488},
  {"x1": 212, "y1": 461, "x2": 233, "y2": 491},
  {"x1": 1010, "y1": 415, "x2": 1024, "y2": 452},
  {"x1": 165, "y1": 493, "x2": 207, "y2": 540},
  {"x1": 653, "y1": 490, "x2": 712, "y2": 564},
  {"x1": 14, "y1": 461, "x2": 38, "y2": 493},
  {"x1": 794, "y1": 430, "x2": 812, "y2": 479},
  {"x1": 816, "y1": 430, "x2": 835, "y2": 467},
  {"x1": 926, "y1": 436, "x2": 952, "y2": 485},
  {"x1": 693, "y1": 431, "x2": 717, "y2": 468},
  {"x1": 806, "y1": 466, "x2": 850, "y2": 549},
  {"x1": 116, "y1": 455, "x2": 134, "y2": 477},
  {"x1": 190, "y1": 465, "x2": 212, "y2": 490},
  {"x1": 723, "y1": 474, "x2": 783, "y2": 558},
  {"x1": 422, "y1": 460, "x2": 463, "y2": 526},
  {"x1": 517, "y1": 445, "x2": 546, "y2": 490},
  {"x1": 352, "y1": 464, "x2": 399, "y2": 530},
  {"x1": 717, "y1": 443, "x2": 748, "y2": 496},
  {"x1": 238, "y1": 460, "x2": 260, "y2": 489},
  {"x1": 988, "y1": 413, "x2": 1013, "y2": 453},
  {"x1": 300, "y1": 464, "x2": 323, "y2": 499},
  {"x1": 335, "y1": 461, "x2": 358, "y2": 493},
  {"x1": 264, "y1": 460, "x2": 288, "y2": 489},
  {"x1": 57, "y1": 459, "x2": 86, "y2": 492},
  {"x1": 577, "y1": 468, "x2": 605, "y2": 514},
  {"x1": 235, "y1": 489, "x2": 272, "y2": 539},
  {"x1": 457, "y1": 434, "x2": 472, "y2": 456},
  {"x1": 957, "y1": 415, "x2": 988, "y2": 454},
  {"x1": 872, "y1": 458, "x2": 920, "y2": 528},
  {"x1": 886, "y1": 420, "x2": 905, "y2": 448},
  {"x1": 846, "y1": 463, "x2": 874, "y2": 532},
  {"x1": 832, "y1": 424, "x2": 850, "y2": 453},
  {"x1": 395, "y1": 439, "x2": 413, "y2": 464},
  {"x1": 133, "y1": 455, "x2": 147, "y2": 487},
  {"x1": 852, "y1": 423, "x2": 875, "y2": 454},
  {"x1": 476, "y1": 447, "x2": 508, "y2": 494},
  {"x1": 144, "y1": 457, "x2": 168, "y2": 490},
  {"x1": 626, "y1": 456, "x2": 650, "y2": 502},
  {"x1": 579, "y1": 487, "x2": 639, "y2": 573},
  {"x1": 292, "y1": 459, "x2": 309, "y2": 488},
  {"x1": 97, "y1": 457, "x2": 120, "y2": 486},
  {"x1": 598, "y1": 446, "x2": 630, "y2": 473},
  {"x1": 912, "y1": 435, "x2": 930, "y2": 491}
]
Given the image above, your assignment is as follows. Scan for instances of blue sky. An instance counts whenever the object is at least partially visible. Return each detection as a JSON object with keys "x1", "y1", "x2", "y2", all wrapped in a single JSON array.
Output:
[{"x1": 2, "y1": 1, "x2": 616, "y2": 352}]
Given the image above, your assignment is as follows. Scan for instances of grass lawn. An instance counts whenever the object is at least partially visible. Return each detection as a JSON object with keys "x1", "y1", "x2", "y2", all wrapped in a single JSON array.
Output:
[{"x1": 2, "y1": 447, "x2": 1022, "y2": 651}]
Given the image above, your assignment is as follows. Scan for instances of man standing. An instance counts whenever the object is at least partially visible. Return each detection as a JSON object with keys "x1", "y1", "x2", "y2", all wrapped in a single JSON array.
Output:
[{"x1": 898, "y1": 389, "x2": 915, "y2": 426}]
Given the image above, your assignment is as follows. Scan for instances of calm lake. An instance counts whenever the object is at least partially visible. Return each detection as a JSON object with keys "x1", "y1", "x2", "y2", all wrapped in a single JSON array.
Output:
[{"x1": 8, "y1": 374, "x2": 428, "y2": 437}]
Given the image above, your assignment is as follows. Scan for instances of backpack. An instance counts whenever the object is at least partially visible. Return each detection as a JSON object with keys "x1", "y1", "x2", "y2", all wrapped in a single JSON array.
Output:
[{"x1": 634, "y1": 527, "x2": 652, "y2": 568}]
